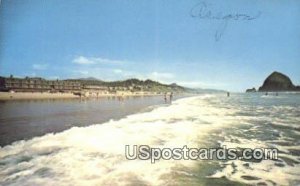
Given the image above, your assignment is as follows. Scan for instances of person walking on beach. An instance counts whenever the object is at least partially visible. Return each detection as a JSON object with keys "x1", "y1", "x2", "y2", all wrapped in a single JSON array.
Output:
[
  {"x1": 170, "y1": 92, "x2": 173, "y2": 103},
  {"x1": 227, "y1": 92, "x2": 230, "y2": 97},
  {"x1": 164, "y1": 93, "x2": 167, "y2": 103}
]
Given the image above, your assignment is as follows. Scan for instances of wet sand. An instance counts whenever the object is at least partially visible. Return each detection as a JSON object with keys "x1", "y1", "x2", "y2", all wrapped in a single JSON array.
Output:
[
  {"x1": 0, "y1": 95, "x2": 183, "y2": 147},
  {"x1": 0, "y1": 92, "x2": 164, "y2": 101},
  {"x1": 0, "y1": 92, "x2": 79, "y2": 100}
]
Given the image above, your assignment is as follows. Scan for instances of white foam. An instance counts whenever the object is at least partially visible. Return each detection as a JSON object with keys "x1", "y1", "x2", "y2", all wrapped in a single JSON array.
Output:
[
  {"x1": 0, "y1": 95, "x2": 237, "y2": 185},
  {"x1": 1, "y1": 94, "x2": 299, "y2": 185},
  {"x1": 210, "y1": 159, "x2": 300, "y2": 186}
]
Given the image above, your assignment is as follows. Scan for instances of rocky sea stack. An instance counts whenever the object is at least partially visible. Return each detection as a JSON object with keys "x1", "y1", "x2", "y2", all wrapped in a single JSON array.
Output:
[
  {"x1": 246, "y1": 87, "x2": 256, "y2": 92},
  {"x1": 258, "y1": 71, "x2": 299, "y2": 92}
]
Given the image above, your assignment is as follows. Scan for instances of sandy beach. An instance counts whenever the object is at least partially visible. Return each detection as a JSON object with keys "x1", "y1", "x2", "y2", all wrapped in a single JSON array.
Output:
[
  {"x1": 0, "y1": 94, "x2": 182, "y2": 146},
  {"x1": 0, "y1": 92, "x2": 80, "y2": 100},
  {"x1": 0, "y1": 92, "x2": 166, "y2": 101}
]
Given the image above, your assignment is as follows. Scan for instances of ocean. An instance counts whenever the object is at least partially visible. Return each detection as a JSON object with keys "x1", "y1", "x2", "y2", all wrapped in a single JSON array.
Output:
[{"x1": 0, "y1": 93, "x2": 299, "y2": 186}]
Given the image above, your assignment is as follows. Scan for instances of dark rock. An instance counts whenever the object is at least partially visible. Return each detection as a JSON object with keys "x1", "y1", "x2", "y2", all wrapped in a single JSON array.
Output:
[
  {"x1": 246, "y1": 87, "x2": 256, "y2": 92},
  {"x1": 258, "y1": 71, "x2": 299, "y2": 91}
]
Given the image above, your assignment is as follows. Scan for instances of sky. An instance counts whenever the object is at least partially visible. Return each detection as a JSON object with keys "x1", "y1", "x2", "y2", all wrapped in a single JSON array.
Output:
[{"x1": 0, "y1": 0, "x2": 299, "y2": 92}]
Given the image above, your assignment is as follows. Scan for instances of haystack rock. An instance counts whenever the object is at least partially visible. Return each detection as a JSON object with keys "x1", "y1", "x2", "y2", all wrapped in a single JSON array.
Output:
[{"x1": 258, "y1": 71, "x2": 297, "y2": 91}]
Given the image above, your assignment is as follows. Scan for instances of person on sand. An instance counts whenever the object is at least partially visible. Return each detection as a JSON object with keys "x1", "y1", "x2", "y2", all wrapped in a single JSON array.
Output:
[
  {"x1": 164, "y1": 93, "x2": 167, "y2": 103},
  {"x1": 170, "y1": 92, "x2": 173, "y2": 103},
  {"x1": 227, "y1": 92, "x2": 230, "y2": 97}
]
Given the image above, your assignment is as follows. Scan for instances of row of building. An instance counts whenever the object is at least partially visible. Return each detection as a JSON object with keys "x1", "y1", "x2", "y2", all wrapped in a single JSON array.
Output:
[
  {"x1": 0, "y1": 76, "x2": 126, "y2": 93},
  {"x1": 0, "y1": 76, "x2": 148, "y2": 94},
  {"x1": 0, "y1": 76, "x2": 82, "y2": 93}
]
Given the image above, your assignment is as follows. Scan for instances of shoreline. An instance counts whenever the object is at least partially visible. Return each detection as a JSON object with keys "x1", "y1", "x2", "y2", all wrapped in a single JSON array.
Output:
[
  {"x1": 0, "y1": 92, "x2": 79, "y2": 100},
  {"x1": 0, "y1": 94, "x2": 189, "y2": 146},
  {"x1": 0, "y1": 92, "x2": 168, "y2": 101}
]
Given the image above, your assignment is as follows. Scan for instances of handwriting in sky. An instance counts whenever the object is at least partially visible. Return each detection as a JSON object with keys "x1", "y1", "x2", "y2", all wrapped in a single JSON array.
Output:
[{"x1": 190, "y1": 2, "x2": 261, "y2": 41}]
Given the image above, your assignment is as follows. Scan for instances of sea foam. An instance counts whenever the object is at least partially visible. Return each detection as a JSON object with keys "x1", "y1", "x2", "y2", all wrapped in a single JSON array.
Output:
[{"x1": 1, "y1": 94, "x2": 299, "y2": 186}]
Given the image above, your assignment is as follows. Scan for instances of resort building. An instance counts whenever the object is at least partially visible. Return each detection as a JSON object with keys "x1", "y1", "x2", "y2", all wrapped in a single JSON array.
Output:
[{"x1": 0, "y1": 76, "x2": 81, "y2": 93}]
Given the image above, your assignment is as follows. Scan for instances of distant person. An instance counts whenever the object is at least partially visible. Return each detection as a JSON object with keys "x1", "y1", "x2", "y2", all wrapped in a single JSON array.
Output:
[
  {"x1": 169, "y1": 92, "x2": 173, "y2": 103},
  {"x1": 118, "y1": 94, "x2": 124, "y2": 102},
  {"x1": 265, "y1": 92, "x2": 268, "y2": 96},
  {"x1": 227, "y1": 92, "x2": 230, "y2": 97},
  {"x1": 164, "y1": 93, "x2": 167, "y2": 103}
]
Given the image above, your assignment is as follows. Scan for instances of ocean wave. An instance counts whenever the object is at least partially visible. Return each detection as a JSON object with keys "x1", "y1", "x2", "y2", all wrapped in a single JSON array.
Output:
[
  {"x1": 0, "y1": 95, "x2": 235, "y2": 185},
  {"x1": 1, "y1": 94, "x2": 299, "y2": 185}
]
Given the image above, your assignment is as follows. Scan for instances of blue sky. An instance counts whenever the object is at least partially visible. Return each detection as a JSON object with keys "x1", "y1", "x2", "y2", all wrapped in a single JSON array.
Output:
[{"x1": 0, "y1": 0, "x2": 299, "y2": 91}]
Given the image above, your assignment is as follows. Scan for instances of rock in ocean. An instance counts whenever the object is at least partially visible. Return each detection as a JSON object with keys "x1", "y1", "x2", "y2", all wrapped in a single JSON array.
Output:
[
  {"x1": 258, "y1": 71, "x2": 297, "y2": 91},
  {"x1": 246, "y1": 87, "x2": 256, "y2": 92}
]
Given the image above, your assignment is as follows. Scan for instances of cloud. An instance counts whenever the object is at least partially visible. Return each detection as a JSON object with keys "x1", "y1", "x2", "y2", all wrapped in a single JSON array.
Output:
[
  {"x1": 32, "y1": 64, "x2": 48, "y2": 70},
  {"x1": 72, "y1": 56, "x2": 95, "y2": 65},
  {"x1": 149, "y1": 72, "x2": 174, "y2": 80},
  {"x1": 113, "y1": 69, "x2": 123, "y2": 74},
  {"x1": 72, "y1": 56, "x2": 126, "y2": 65},
  {"x1": 69, "y1": 60, "x2": 176, "y2": 84}
]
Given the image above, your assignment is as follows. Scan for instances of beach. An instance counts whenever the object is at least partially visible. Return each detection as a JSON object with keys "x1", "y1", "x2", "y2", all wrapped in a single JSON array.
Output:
[
  {"x1": 0, "y1": 94, "x2": 182, "y2": 146},
  {"x1": 0, "y1": 92, "x2": 79, "y2": 100},
  {"x1": 0, "y1": 93, "x2": 299, "y2": 185},
  {"x1": 0, "y1": 92, "x2": 166, "y2": 101}
]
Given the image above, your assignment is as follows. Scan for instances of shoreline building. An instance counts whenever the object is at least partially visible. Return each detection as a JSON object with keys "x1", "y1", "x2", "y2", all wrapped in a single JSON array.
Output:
[{"x1": 0, "y1": 76, "x2": 81, "y2": 93}]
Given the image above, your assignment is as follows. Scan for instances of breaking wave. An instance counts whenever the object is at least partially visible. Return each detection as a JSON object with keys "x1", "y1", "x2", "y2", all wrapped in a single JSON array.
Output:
[{"x1": 0, "y1": 94, "x2": 299, "y2": 185}]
